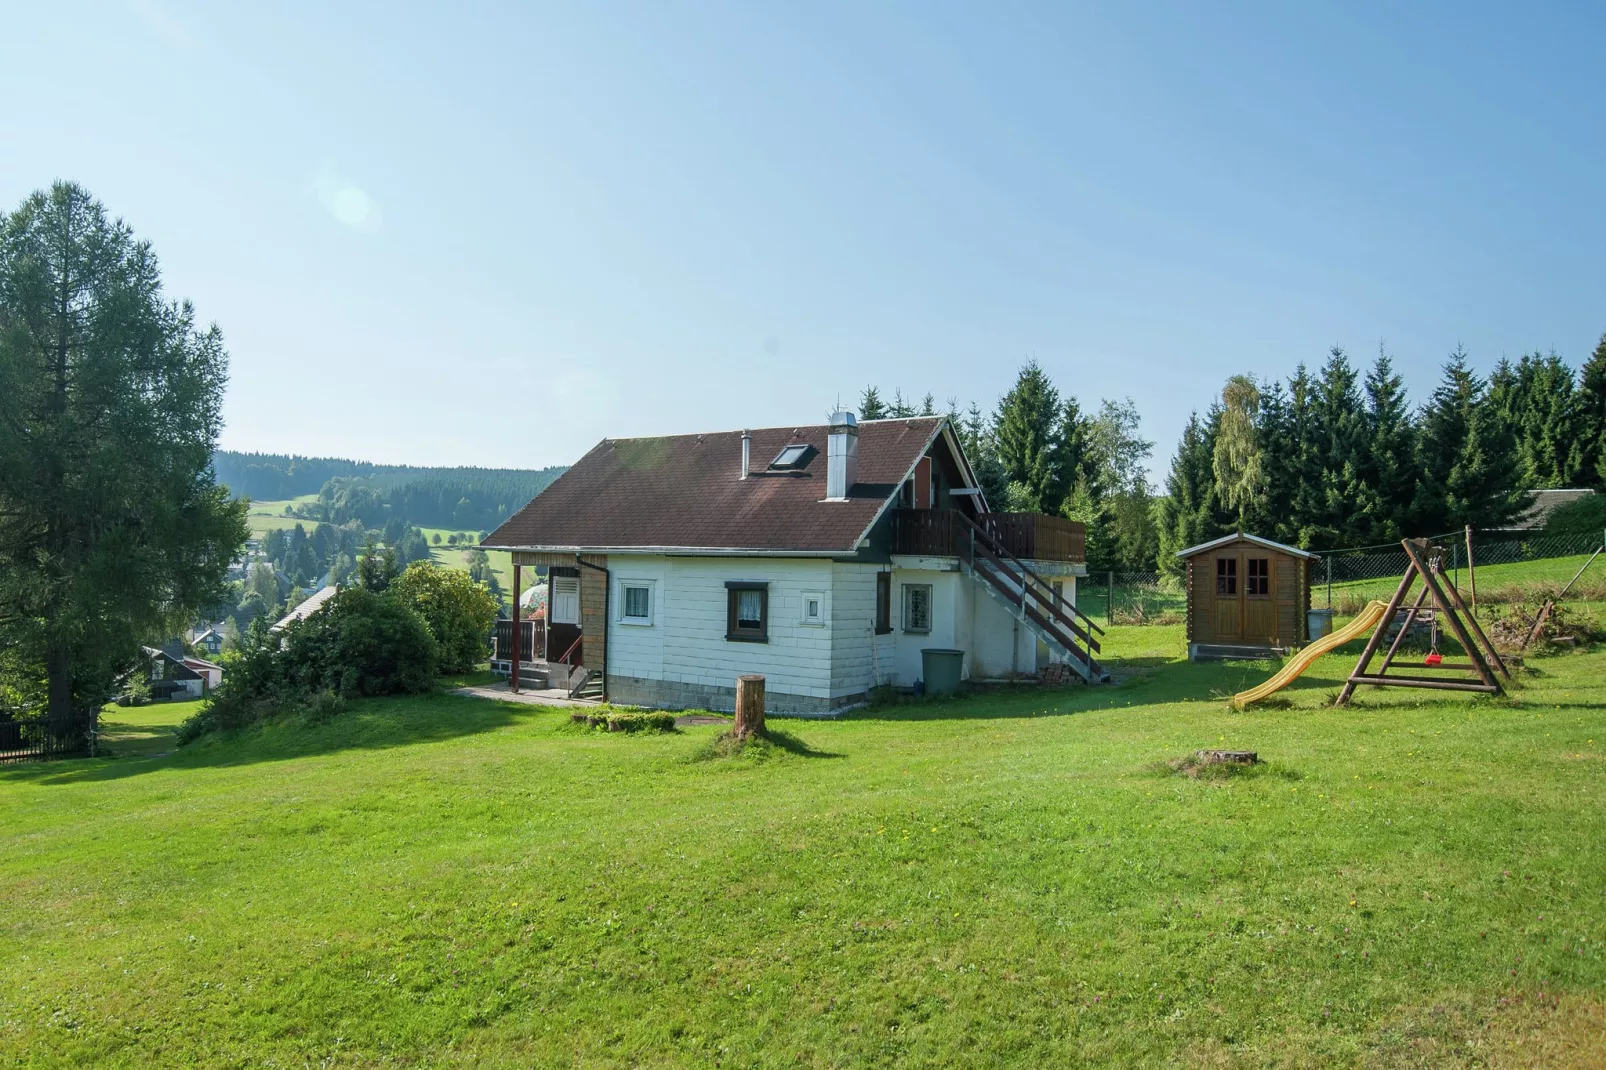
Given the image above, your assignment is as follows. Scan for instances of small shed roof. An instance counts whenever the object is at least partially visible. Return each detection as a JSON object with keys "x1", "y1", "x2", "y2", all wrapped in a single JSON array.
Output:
[
  {"x1": 1176, "y1": 532, "x2": 1320, "y2": 561},
  {"x1": 272, "y1": 585, "x2": 339, "y2": 632}
]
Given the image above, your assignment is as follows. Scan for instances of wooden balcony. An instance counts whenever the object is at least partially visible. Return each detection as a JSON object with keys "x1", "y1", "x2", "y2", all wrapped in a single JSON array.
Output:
[{"x1": 890, "y1": 509, "x2": 1086, "y2": 564}]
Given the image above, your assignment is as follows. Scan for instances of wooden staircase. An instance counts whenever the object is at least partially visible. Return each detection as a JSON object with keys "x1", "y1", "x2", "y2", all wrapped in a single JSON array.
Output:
[{"x1": 956, "y1": 513, "x2": 1110, "y2": 684}]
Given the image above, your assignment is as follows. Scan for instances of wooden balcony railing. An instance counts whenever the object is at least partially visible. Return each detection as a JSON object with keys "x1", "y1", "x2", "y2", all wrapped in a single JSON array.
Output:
[{"x1": 890, "y1": 509, "x2": 1086, "y2": 564}]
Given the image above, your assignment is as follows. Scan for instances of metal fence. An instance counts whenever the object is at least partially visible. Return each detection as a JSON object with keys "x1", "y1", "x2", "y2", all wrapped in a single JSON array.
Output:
[
  {"x1": 1079, "y1": 571, "x2": 1187, "y2": 625},
  {"x1": 1078, "y1": 529, "x2": 1606, "y2": 627},
  {"x1": 1315, "y1": 530, "x2": 1606, "y2": 616},
  {"x1": 0, "y1": 712, "x2": 93, "y2": 763}
]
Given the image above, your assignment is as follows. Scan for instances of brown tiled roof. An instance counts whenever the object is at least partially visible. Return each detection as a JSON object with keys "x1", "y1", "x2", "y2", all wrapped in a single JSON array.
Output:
[{"x1": 485, "y1": 418, "x2": 945, "y2": 554}]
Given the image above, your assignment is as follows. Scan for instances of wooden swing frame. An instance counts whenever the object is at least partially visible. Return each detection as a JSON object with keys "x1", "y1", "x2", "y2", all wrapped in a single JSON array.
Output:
[{"x1": 1335, "y1": 538, "x2": 1511, "y2": 705}]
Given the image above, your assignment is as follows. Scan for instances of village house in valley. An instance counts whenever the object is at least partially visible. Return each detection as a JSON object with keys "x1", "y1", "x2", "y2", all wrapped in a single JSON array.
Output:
[{"x1": 482, "y1": 413, "x2": 1108, "y2": 716}]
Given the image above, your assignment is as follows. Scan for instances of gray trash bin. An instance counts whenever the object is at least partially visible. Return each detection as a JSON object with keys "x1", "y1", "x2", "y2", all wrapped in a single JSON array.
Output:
[
  {"x1": 1307, "y1": 608, "x2": 1335, "y2": 641},
  {"x1": 921, "y1": 648, "x2": 965, "y2": 696}
]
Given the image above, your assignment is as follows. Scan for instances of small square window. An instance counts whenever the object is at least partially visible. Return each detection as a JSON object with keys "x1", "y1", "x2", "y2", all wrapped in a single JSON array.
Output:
[
  {"x1": 1246, "y1": 558, "x2": 1270, "y2": 596},
  {"x1": 621, "y1": 582, "x2": 652, "y2": 623},
  {"x1": 902, "y1": 583, "x2": 932, "y2": 633},
  {"x1": 801, "y1": 591, "x2": 824, "y2": 625}
]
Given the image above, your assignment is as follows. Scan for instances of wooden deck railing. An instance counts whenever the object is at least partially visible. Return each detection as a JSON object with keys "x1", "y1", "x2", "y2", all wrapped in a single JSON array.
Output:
[
  {"x1": 492, "y1": 619, "x2": 546, "y2": 663},
  {"x1": 890, "y1": 509, "x2": 1085, "y2": 564}
]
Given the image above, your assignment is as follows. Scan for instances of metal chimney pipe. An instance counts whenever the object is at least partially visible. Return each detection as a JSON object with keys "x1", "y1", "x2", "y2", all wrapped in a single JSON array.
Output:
[
  {"x1": 740, "y1": 430, "x2": 751, "y2": 480},
  {"x1": 826, "y1": 411, "x2": 858, "y2": 499}
]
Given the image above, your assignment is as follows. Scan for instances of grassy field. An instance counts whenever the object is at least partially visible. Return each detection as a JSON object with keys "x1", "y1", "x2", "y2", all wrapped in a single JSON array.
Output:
[
  {"x1": 3, "y1": 631, "x2": 1604, "y2": 1066},
  {"x1": 1321, "y1": 551, "x2": 1606, "y2": 612},
  {"x1": 242, "y1": 495, "x2": 323, "y2": 537}
]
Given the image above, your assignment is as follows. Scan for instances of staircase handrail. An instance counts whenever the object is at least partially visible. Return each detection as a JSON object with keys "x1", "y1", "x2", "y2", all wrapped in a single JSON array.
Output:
[
  {"x1": 962, "y1": 512, "x2": 1105, "y2": 638},
  {"x1": 953, "y1": 512, "x2": 1103, "y2": 657}
]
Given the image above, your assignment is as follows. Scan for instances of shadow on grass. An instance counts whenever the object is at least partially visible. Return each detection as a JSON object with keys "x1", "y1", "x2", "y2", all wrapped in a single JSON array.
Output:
[{"x1": 0, "y1": 689, "x2": 539, "y2": 787}]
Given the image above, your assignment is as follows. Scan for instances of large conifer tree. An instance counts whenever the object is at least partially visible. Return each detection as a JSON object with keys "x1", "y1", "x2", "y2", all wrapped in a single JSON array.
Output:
[
  {"x1": 993, "y1": 361, "x2": 1064, "y2": 512},
  {"x1": 1358, "y1": 348, "x2": 1416, "y2": 543},
  {"x1": 1578, "y1": 333, "x2": 1606, "y2": 487},
  {"x1": 0, "y1": 183, "x2": 248, "y2": 727}
]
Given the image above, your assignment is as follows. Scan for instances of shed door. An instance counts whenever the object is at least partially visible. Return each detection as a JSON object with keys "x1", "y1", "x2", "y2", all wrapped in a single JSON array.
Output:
[
  {"x1": 1244, "y1": 555, "x2": 1275, "y2": 641},
  {"x1": 1212, "y1": 555, "x2": 1241, "y2": 640}
]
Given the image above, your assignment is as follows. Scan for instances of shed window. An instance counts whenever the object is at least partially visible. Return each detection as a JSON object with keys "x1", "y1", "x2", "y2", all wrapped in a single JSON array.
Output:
[
  {"x1": 875, "y1": 573, "x2": 892, "y2": 634},
  {"x1": 1246, "y1": 558, "x2": 1270, "y2": 596},
  {"x1": 725, "y1": 582, "x2": 768, "y2": 642},
  {"x1": 902, "y1": 584, "x2": 933, "y2": 633},
  {"x1": 1215, "y1": 557, "x2": 1237, "y2": 595}
]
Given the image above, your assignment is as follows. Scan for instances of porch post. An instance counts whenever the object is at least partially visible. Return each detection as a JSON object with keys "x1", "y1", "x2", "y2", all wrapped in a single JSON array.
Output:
[{"x1": 511, "y1": 561, "x2": 521, "y2": 694}]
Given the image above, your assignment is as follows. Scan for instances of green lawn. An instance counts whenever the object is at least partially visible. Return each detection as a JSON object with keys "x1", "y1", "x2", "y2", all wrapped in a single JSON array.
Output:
[{"x1": 3, "y1": 632, "x2": 1604, "y2": 1066}]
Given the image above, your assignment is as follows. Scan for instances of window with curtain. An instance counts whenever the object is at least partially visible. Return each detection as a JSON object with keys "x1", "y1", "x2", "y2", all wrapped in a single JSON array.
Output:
[
  {"x1": 621, "y1": 582, "x2": 652, "y2": 622},
  {"x1": 725, "y1": 582, "x2": 768, "y2": 641}
]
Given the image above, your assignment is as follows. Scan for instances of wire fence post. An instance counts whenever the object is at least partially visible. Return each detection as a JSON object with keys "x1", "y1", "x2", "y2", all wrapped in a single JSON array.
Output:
[
  {"x1": 1107, "y1": 570, "x2": 1114, "y2": 626},
  {"x1": 1325, "y1": 555, "x2": 1332, "y2": 609}
]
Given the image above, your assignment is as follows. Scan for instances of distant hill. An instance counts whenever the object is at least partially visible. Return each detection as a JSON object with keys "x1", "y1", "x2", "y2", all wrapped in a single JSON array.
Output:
[{"x1": 214, "y1": 451, "x2": 567, "y2": 532}]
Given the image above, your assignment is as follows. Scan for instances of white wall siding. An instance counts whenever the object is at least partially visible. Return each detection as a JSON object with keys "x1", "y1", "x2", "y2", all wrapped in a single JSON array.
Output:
[
  {"x1": 829, "y1": 562, "x2": 894, "y2": 697},
  {"x1": 608, "y1": 555, "x2": 837, "y2": 699}
]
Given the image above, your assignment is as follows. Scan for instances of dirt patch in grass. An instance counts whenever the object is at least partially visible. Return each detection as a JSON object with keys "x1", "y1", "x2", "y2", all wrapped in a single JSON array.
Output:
[{"x1": 1366, "y1": 991, "x2": 1606, "y2": 1069}]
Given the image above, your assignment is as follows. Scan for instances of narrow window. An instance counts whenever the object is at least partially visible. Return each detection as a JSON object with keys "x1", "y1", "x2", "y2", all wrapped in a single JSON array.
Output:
[
  {"x1": 802, "y1": 592, "x2": 824, "y2": 625},
  {"x1": 1247, "y1": 558, "x2": 1270, "y2": 596},
  {"x1": 725, "y1": 582, "x2": 768, "y2": 642},
  {"x1": 902, "y1": 583, "x2": 933, "y2": 633},
  {"x1": 875, "y1": 572, "x2": 892, "y2": 634},
  {"x1": 551, "y1": 576, "x2": 580, "y2": 624},
  {"x1": 1215, "y1": 557, "x2": 1237, "y2": 596}
]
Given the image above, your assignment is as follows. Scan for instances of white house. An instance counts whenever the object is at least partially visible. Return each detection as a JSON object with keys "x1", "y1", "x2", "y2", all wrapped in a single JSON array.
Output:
[{"x1": 482, "y1": 413, "x2": 1107, "y2": 716}]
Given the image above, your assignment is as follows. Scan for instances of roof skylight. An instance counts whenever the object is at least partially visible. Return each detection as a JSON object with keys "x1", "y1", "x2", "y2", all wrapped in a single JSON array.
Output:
[{"x1": 769, "y1": 444, "x2": 814, "y2": 470}]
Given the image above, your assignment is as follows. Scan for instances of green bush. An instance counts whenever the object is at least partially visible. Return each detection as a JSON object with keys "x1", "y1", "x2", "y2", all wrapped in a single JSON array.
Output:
[
  {"x1": 388, "y1": 562, "x2": 499, "y2": 672},
  {"x1": 178, "y1": 589, "x2": 438, "y2": 743}
]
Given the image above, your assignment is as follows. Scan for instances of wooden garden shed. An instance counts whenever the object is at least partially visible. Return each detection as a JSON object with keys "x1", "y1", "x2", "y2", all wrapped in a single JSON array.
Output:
[{"x1": 1177, "y1": 533, "x2": 1318, "y2": 660}]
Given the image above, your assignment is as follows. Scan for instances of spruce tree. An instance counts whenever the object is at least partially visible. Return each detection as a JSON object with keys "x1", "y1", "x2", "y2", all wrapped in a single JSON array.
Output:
[
  {"x1": 1412, "y1": 349, "x2": 1524, "y2": 531},
  {"x1": 1578, "y1": 333, "x2": 1606, "y2": 487},
  {"x1": 957, "y1": 401, "x2": 1009, "y2": 507},
  {"x1": 1312, "y1": 347, "x2": 1367, "y2": 547},
  {"x1": 1154, "y1": 409, "x2": 1226, "y2": 575},
  {"x1": 992, "y1": 361, "x2": 1063, "y2": 512},
  {"x1": 1358, "y1": 347, "x2": 1415, "y2": 543},
  {"x1": 858, "y1": 386, "x2": 887, "y2": 420},
  {"x1": 1283, "y1": 364, "x2": 1327, "y2": 547}
]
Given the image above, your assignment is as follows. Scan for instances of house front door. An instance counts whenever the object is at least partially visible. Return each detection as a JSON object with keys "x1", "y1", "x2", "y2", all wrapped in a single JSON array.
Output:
[{"x1": 1213, "y1": 554, "x2": 1242, "y2": 641}]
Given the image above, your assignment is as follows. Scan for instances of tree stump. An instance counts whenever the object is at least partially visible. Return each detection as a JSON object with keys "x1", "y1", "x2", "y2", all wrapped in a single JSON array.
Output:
[{"x1": 734, "y1": 674, "x2": 766, "y2": 739}]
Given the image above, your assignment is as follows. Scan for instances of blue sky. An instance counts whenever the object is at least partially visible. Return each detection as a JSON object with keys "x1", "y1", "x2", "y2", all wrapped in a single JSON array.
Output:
[{"x1": 5, "y1": 1, "x2": 1603, "y2": 482}]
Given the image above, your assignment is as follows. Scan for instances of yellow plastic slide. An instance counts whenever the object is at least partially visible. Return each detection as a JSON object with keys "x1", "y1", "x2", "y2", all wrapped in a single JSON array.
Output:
[{"x1": 1231, "y1": 600, "x2": 1389, "y2": 709}]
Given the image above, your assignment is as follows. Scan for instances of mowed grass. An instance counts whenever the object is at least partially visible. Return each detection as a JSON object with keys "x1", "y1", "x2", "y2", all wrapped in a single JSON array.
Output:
[{"x1": 3, "y1": 632, "x2": 1605, "y2": 1066}]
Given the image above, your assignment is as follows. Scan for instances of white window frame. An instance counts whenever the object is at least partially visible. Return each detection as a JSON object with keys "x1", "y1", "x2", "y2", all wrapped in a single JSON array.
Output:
[
  {"x1": 901, "y1": 583, "x2": 933, "y2": 634},
  {"x1": 616, "y1": 578, "x2": 656, "y2": 626},
  {"x1": 800, "y1": 590, "x2": 826, "y2": 626}
]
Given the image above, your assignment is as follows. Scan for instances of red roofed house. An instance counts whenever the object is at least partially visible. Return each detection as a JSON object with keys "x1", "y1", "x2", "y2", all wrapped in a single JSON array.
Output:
[{"x1": 482, "y1": 412, "x2": 1108, "y2": 715}]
